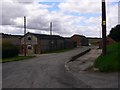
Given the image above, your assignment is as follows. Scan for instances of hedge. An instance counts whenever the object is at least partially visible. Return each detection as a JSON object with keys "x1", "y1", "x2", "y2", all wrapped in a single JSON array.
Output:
[{"x1": 2, "y1": 41, "x2": 19, "y2": 59}]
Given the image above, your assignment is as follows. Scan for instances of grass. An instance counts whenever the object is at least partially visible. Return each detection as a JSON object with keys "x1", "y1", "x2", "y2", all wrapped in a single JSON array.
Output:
[
  {"x1": 42, "y1": 48, "x2": 75, "y2": 54},
  {"x1": 94, "y1": 42, "x2": 120, "y2": 72},
  {"x1": 1, "y1": 56, "x2": 35, "y2": 63}
]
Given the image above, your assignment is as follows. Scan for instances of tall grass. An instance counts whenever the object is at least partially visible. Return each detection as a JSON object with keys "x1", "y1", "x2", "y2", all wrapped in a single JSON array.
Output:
[
  {"x1": 2, "y1": 41, "x2": 19, "y2": 58},
  {"x1": 94, "y1": 42, "x2": 120, "y2": 72}
]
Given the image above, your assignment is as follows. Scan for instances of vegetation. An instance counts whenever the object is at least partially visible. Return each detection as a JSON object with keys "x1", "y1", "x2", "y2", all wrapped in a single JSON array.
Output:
[
  {"x1": 2, "y1": 41, "x2": 19, "y2": 58},
  {"x1": 1, "y1": 56, "x2": 35, "y2": 63},
  {"x1": 108, "y1": 24, "x2": 120, "y2": 42},
  {"x1": 94, "y1": 42, "x2": 120, "y2": 72}
]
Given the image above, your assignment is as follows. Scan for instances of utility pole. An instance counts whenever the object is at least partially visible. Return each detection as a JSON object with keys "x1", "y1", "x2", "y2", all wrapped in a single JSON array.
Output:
[
  {"x1": 102, "y1": 0, "x2": 107, "y2": 55},
  {"x1": 50, "y1": 22, "x2": 52, "y2": 35},
  {"x1": 50, "y1": 22, "x2": 53, "y2": 50},
  {"x1": 24, "y1": 16, "x2": 27, "y2": 56},
  {"x1": 118, "y1": 1, "x2": 120, "y2": 24}
]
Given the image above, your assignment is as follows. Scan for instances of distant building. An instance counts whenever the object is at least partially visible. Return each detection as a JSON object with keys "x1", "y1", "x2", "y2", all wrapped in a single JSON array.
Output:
[
  {"x1": 71, "y1": 34, "x2": 89, "y2": 47},
  {"x1": 99, "y1": 36, "x2": 116, "y2": 49},
  {"x1": 87, "y1": 37, "x2": 102, "y2": 45},
  {"x1": 20, "y1": 32, "x2": 65, "y2": 55}
]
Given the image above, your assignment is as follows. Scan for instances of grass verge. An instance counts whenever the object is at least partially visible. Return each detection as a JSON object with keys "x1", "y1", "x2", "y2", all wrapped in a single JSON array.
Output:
[
  {"x1": 94, "y1": 42, "x2": 120, "y2": 72},
  {"x1": 1, "y1": 56, "x2": 35, "y2": 63}
]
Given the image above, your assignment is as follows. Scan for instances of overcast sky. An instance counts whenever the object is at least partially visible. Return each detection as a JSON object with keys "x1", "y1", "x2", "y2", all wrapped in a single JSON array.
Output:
[{"x1": 1, "y1": 0, "x2": 119, "y2": 37}]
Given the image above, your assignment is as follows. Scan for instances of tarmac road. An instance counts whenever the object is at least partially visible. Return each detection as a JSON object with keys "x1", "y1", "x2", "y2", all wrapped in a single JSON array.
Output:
[{"x1": 2, "y1": 47, "x2": 90, "y2": 88}]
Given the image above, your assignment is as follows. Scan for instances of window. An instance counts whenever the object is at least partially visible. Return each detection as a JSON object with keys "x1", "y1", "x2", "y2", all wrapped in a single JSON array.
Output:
[
  {"x1": 27, "y1": 36, "x2": 31, "y2": 40},
  {"x1": 27, "y1": 45, "x2": 32, "y2": 49}
]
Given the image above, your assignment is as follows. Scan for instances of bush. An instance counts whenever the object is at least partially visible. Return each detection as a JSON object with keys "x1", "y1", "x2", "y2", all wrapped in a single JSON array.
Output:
[
  {"x1": 2, "y1": 41, "x2": 19, "y2": 59},
  {"x1": 108, "y1": 24, "x2": 120, "y2": 42}
]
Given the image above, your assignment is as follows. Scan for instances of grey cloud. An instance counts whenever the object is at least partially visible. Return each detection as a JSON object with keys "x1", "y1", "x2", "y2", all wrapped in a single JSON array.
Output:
[
  {"x1": 1, "y1": 1, "x2": 28, "y2": 25},
  {"x1": 1, "y1": 0, "x2": 118, "y2": 38},
  {"x1": 12, "y1": 0, "x2": 35, "y2": 3},
  {"x1": 26, "y1": 16, "x2": 50, "y2": 30}
]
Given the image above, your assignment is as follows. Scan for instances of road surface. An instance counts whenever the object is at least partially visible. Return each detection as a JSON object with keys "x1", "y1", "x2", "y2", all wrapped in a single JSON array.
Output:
[
  {"x1": 67, "y1": 47, "x2": 118, "y2": 88},
  {"x1": 2, "y1": 47, "x2": 90, "y2": 88}
]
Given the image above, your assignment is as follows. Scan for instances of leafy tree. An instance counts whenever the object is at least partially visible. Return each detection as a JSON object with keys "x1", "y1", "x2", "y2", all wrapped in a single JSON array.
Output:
[{"x1": 108, "y1": 24, "x2": 120, "y2": 42}]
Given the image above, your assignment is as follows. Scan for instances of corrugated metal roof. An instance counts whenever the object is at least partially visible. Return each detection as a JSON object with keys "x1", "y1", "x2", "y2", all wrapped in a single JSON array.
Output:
[
  {"x1": 0, "y1": 33, "x2": 22, "y2": 38},
  {"x1": 27, "y1": 32, "x2": 65, "y2": 40}
]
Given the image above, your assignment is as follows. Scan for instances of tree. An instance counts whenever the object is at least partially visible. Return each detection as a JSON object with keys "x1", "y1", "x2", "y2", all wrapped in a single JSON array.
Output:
[{"x1": 108, "y1": 24, "x2": 120, "y2": 42}]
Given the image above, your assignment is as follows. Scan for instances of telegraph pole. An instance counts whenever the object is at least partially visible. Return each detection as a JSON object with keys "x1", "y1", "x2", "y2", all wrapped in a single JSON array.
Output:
[
  {"x1": 24, "y1": 16, "x2": 27, "y2": 56},
  {"x1": 50, "y1": 22, "x2": 52, "y2": 35},
  {"x1": 50, "y1": 22, "x2": 53, "y2": 50},
  {"x1": 102, "y1": 0, "x2": 107, "y2": 55},
  {"x1": 118, "y1": 1, "x2": 120, "y2": 24}
]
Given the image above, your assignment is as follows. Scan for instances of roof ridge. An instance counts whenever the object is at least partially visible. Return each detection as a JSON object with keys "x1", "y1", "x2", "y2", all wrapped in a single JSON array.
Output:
[{"x1": 27, "y1": 32, "x2": 63, "y2": 37}]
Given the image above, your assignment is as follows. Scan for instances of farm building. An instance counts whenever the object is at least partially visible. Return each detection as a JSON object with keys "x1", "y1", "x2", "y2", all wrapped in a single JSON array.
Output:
[
  {"x1": 71, "y1": 34, "x2": 89, "y2": 47},
  {"x1": 1, "y1": 32, "x2": 89, "y2": 55},
  {"x1": 20, "y1": 32, "x2": 65, "y2": 55},
  {"x1": 99, "y1": 36, "x2": 116, "y2": 49},
  {"x1": 64, "y1": 38, "x2": 77, "y2": 49}
]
